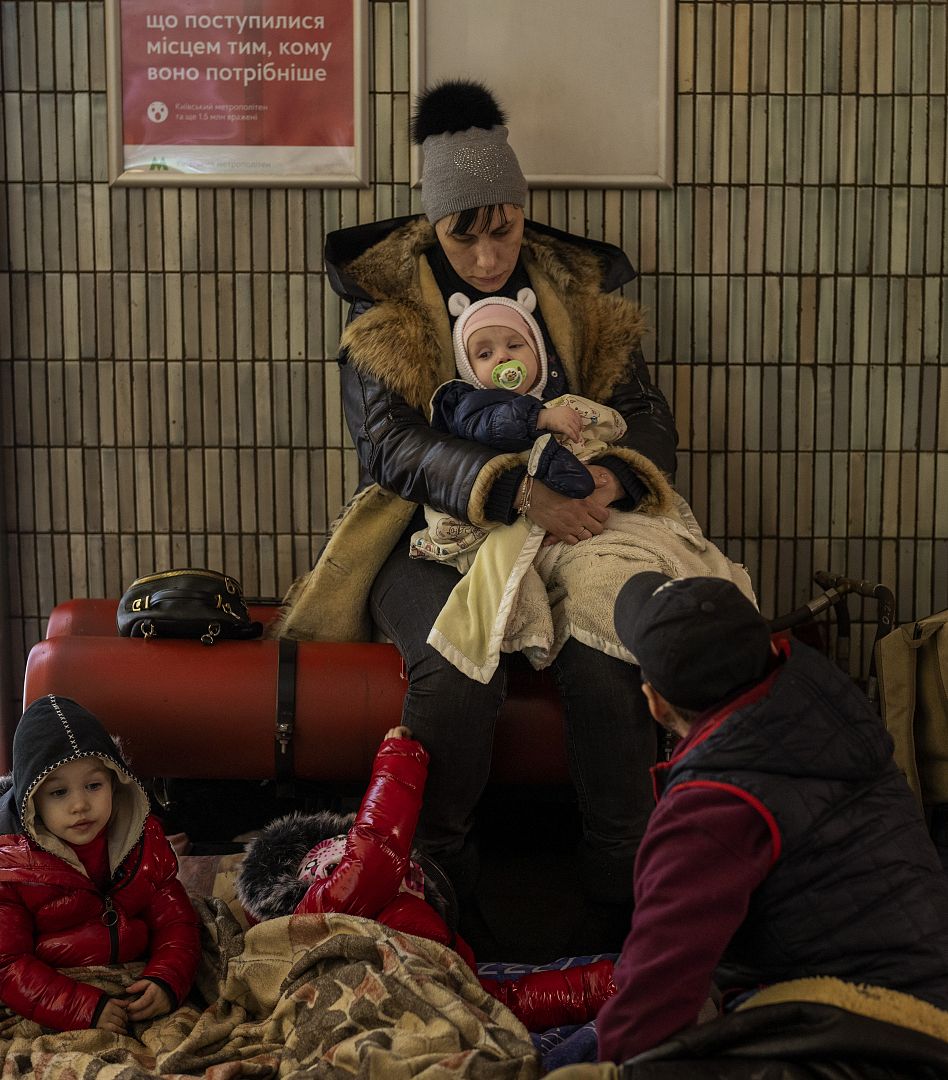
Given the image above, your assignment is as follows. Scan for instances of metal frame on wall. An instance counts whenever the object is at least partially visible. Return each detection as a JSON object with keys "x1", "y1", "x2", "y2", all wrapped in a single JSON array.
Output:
[{"x1": 409, "y1": 0, "x2": 675, "y2": 188}]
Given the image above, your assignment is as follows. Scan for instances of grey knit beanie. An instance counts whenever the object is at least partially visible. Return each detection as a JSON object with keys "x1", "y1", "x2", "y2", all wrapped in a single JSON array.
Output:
[
  {"x1": 421, "y1": 125, "x2": 527, "y2": 226},
  {"x1": 412, "y1": 81, "x2": 527, "y2": 226}
]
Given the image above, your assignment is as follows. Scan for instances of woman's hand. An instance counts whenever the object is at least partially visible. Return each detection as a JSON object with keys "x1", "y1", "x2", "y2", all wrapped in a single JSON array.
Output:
[
  {"x1": 528, "y1": 467, "x2": 626, "y2": 547},
  {"x1": 526, "y1": 480, "x2": 610, "y2": 545}
]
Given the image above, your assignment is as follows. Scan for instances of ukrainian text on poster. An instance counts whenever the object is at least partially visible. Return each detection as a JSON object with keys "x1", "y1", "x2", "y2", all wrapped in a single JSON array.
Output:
[{"x1": 120, "y1": 0, "x2": 356, "y2": 177}]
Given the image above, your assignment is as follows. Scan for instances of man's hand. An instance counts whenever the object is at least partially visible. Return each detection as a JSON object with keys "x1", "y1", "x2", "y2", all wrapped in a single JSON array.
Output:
[
  {"x1": 124, "y1": 979, "x2": 172, "y2": 1023},
  {"x1": 537, "y1": 404, "x2": 584, "y2": 442},
  {"x1": 95, "y1": 997, "x2": 128, "y2": 1034}
]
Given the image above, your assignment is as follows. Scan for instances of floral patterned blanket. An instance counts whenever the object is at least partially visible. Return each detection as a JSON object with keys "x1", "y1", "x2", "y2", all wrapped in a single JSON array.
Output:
[{"x1": 0, "y1": 898, "x2": 541, "y2": 1080}]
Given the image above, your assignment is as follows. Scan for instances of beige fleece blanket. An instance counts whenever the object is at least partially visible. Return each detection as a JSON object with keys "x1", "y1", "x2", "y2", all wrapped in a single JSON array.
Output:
[
  {"x1": 0, "y1": 899, "x2": 540, "y2": 1079},
  {"x1": 428, "y1": 495, "x2": 756, "y2": 684}
]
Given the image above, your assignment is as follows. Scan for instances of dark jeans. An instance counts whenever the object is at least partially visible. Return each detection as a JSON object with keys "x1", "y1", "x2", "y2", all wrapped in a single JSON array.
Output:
[{"x1": 370, "y1": 517, "x2": 657, "y2": 906}]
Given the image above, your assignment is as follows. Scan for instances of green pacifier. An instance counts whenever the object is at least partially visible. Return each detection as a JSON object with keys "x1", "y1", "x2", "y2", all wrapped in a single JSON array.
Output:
[{"x1": 491, "y1": 359, "x2": 527, "y2": 390}]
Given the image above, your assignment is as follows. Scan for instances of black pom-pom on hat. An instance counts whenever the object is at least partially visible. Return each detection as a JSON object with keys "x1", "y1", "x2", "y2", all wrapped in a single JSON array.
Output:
[{"x1": 410, "y1": 79, "x2": 508, "y2": 145}]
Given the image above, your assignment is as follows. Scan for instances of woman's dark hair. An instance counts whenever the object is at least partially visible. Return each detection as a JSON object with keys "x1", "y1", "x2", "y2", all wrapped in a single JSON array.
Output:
[{"x1": 444, "y1": 204, "x2": 510, "y2": 236}]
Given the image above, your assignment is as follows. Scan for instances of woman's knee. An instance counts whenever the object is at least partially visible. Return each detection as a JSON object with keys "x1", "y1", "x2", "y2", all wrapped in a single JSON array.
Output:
[{"x1": 408, "y1": 647, "x2": 506, "y2": 713}]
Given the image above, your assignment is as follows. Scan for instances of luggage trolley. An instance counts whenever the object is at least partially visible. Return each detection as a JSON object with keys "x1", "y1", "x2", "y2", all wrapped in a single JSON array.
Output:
[{"x1": 768, "y1": 571, "x2": 897, "y2": 708}]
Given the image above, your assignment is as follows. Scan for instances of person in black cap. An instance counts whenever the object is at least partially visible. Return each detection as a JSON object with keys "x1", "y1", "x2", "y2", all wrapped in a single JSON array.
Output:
[{"x1": 596, "y1": 573, "x2": 948, "y2": 1063}]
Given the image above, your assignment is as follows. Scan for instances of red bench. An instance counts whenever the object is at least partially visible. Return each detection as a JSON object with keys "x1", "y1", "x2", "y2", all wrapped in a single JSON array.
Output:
[{"x1": 19, "y1": 600, "x2": 569, "y2": 785}]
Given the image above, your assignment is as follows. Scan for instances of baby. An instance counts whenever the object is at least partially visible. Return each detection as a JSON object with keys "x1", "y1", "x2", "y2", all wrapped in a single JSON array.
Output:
[{"x1": 411, "y1": 289, "x2": 626, "y2": 567}]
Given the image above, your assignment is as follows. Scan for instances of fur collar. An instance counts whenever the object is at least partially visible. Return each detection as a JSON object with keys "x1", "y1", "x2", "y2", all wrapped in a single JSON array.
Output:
[{"x1": 338, "y1": 219, "x2": 647, "y2": 414}]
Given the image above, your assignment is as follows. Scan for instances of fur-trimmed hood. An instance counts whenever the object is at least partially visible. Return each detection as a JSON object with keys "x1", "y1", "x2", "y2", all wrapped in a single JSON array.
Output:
[
  {"x1": 273, "y1": 216, "x2": 677, "y2": 644},
  {"x1": 235, "y1": 810, "x2": 455, "y2": 927},
  {"x1": 325, "y1": 214, "x2": 637, "y2": 301},
  {"x1": 332, "y1": 217, "x2": 649, "y2": 415}
]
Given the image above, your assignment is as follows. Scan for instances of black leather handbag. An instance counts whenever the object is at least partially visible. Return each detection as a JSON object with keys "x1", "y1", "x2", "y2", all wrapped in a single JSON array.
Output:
[{"x1": 117, "y1": 569, "x2": 263, "y2": 645}]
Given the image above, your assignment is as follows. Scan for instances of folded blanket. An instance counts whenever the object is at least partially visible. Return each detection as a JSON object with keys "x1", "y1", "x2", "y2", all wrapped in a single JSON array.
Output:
[{"x1": 429, "y1": 495, "x2": 756, "y2": 684}]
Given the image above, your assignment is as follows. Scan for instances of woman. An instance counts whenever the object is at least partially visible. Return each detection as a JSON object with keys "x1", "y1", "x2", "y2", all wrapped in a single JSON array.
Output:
[{"x1": 277, "y1": 81, "x2": 678, "y2": 951}]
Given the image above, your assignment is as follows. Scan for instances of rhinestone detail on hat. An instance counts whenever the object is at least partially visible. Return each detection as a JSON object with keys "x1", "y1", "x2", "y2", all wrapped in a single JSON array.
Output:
[{"x1": 454, "y1": 145, "x2": 507, "y2": 180}]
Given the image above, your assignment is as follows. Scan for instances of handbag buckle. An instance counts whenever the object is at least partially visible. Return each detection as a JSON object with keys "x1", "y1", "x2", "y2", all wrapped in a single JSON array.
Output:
[{"x1": 200, "y1": 622, "x2": 221, "y2": 646}]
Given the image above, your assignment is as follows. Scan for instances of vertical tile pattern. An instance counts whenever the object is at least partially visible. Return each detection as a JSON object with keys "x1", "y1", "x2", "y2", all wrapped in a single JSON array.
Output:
[{"x1": 1, "y1": 0, "x2": 946, "y2": 720}]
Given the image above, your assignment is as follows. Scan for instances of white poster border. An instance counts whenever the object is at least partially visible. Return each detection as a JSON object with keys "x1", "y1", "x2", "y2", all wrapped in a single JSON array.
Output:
[{"x1": 105, "y1": 0, "x2": 370, "y2": 187}]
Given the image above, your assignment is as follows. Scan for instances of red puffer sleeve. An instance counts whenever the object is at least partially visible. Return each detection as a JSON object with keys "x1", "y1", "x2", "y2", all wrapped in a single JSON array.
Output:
[
  {"x1": 138, "y1": 818, "x2": 201, "y2": 1007},
  {"x1": 296, "y1": 738, "x2": 429, "y2": 919},
  {"x1": 0, "y1": 884, "x2": 106, "y2": 1030},
  {"x1": 376, "y1": 893, "x2": 455, "y2": 945},
  {"x1": 479, "y1": 958, "x2": 616, "y2": 1031},
  {"x1": 377, "y1": 894, "x2": 478, "y2": 970}
]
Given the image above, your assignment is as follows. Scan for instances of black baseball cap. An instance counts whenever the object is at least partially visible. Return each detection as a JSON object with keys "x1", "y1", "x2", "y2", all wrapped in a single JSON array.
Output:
[{"x1": 614, "y1": 573, "x2": 773, "y2": 711}]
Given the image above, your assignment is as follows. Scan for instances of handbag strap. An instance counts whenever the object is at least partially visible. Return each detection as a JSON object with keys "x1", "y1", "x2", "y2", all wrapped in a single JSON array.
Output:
[{"x1": 274, "y1": 637, "x2": 298, "y2": 796}]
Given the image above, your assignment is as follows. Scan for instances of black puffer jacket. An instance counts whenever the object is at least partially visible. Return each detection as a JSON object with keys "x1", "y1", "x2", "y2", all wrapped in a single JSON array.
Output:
[
  {"x1": 325, "y1": 215, "x2": 678, "y2": 522},
  {"x1": 624, "y1": 997, "x2": 948, "y2": 1079},
  {"x1": 430, "y1": 381, "x2": 595, "y2": 499},
  {"x1": 276, "y1": 215, "x2": 678, "y2": 642}
]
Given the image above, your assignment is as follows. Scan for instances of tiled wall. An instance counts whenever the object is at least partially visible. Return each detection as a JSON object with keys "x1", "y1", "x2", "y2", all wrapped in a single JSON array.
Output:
[{"x1": 2, "y1": 1, "x2": 946, "y2": 727}]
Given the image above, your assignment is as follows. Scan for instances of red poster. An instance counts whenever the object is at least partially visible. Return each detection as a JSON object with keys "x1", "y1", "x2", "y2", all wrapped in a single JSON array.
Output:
[{"x1": 115, "y1": 0, "x2": 363, "y2": 181}]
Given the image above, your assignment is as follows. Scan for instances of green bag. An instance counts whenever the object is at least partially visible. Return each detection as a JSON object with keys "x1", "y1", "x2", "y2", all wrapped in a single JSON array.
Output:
[{"x1": 876, "y1": 608, "x2": 948, "y2": 811}]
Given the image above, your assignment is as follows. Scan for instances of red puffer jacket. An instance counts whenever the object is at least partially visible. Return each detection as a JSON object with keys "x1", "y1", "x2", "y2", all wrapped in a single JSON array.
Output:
[
  {"x1": 293, "y1": 737, "x2": 616, "y2": 1031},
  {"x1": 0, "y1": 815, "x2": 200, "y2": 1031}
]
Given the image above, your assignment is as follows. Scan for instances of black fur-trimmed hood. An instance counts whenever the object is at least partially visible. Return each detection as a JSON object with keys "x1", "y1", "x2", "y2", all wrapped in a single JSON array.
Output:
[{"x1": 235, "y1": 810, "x2": 455, "y2": 928}]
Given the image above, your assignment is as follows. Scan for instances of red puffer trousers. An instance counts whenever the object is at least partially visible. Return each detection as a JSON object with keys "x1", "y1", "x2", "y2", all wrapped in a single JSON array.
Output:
[
  {"x1": 0, "y1": 816, "x2": 200, "y2": 1030},
  {"x1": 294, "y1": 737, "x2": 616, "y2": 1031}
]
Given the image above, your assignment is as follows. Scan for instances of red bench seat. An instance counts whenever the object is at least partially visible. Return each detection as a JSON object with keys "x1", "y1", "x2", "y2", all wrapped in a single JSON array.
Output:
[{"x1": 21, "y1": 600, "x2": 569, "y2": 785}]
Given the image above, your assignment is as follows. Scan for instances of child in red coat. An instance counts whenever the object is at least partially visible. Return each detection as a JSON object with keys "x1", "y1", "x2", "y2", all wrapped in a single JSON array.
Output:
[
  {"x1": 236, "y1": 726, "x2": 616, "y2": 1031},
  {"x1": 0, "y1": 694, "x2": 201, "y2": 1034}
]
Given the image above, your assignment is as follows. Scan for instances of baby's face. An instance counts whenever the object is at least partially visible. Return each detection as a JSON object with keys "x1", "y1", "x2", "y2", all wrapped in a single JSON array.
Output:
[{"x1": 466, "y1": 325, "x2": 539, "y2": 394}]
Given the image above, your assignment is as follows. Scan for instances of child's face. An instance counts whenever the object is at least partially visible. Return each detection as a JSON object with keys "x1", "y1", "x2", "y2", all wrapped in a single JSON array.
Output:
[
  {"x1": 34, "y1": 757, "x2": 113, "y2": 845},
  {"x1": 466, "y1": 325, "x2": 539, "y2": 394}
]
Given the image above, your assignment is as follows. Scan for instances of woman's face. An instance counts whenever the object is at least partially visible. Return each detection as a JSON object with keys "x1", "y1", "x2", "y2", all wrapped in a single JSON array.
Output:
[{"x1": 435, "y1": 205, "x2": 525, "y2": 293}]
